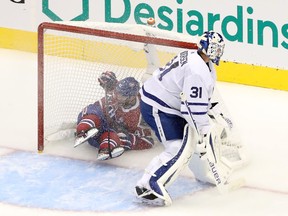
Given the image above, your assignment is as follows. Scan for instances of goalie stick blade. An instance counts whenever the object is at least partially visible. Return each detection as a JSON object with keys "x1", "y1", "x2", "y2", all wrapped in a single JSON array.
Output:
[
  {"x1": 218, "y1": 178, "x2": 246, "y2": 194},
  {"x1": 74, "y1": 128, "x2": 98, "y2": 148}
]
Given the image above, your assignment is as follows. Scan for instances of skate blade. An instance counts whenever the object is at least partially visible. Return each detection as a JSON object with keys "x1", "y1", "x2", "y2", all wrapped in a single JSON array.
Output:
[
  {"x1": 74, "y1": 128, "x2": 98, "y2": 148},
  {"x1": 97, "y1": 147, "x2": 125, "y2": 161},
  {"x1": 134, "y1": 196, "x2": 165, "y2": 206}
]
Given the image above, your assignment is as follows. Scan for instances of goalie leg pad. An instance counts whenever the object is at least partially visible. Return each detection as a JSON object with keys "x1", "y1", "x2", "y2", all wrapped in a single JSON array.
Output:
[
  {"x1": 136, "y1": 124, "x2": 197, "y2": 206},
  {"x1": 189, "y1": 125, "x2": 231, "y2": 185},
  {"x1": 189, "y1": 154, "x2": 218, "y2": 185}
]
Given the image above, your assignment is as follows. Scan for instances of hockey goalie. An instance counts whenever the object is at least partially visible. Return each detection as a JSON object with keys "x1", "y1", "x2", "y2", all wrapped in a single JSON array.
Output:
[{"x1": 135, "y1": 30, "x2": 247, "y2": 206}]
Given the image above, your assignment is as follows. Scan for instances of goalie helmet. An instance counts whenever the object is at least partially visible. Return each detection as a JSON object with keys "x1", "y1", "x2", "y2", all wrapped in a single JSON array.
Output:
[{"x1": 197, "y1": 31, "x2": 225, "y2": 65}]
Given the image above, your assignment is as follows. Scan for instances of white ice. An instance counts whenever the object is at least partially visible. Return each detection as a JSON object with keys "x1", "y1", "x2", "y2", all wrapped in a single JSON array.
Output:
[{"x1": 0, "y1": 48, "x2": 287, "y2": 216}]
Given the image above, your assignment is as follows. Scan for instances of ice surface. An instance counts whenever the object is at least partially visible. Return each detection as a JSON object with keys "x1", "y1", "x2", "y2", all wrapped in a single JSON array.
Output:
[{"x1": 0, "y1": 48, "x2": 287, "y2": 216}]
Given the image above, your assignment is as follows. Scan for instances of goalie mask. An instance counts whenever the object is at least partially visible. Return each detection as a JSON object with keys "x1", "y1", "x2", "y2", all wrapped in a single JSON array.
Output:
[
  {"x1": 197, "y1": 31, "x2": 225, "y2": 65},
  {"x1": 114, "y1": 77, "x2": 140, "y2": 107}
]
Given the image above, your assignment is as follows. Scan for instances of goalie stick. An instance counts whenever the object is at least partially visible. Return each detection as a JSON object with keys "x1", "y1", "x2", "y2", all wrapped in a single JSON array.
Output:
[{"x1": 180, "y1": 92, "x2": 245, "y2": 193}]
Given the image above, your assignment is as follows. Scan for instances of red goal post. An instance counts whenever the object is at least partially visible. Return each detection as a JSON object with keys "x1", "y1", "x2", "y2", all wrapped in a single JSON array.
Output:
[{"x1": 37, "y1": 21, "x2": 198, "y2": 152}]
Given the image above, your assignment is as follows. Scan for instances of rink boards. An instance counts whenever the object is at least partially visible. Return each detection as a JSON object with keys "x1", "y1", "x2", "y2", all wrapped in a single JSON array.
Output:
[{"x1": 1, "y1": 27, "x2": 288, "y2": 91}]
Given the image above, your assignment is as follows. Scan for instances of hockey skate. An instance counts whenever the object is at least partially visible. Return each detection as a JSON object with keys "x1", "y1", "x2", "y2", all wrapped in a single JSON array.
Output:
[
  {"x1": 97, "y1": 146, "x2": 125, "y2": 161},
  {"x1": 135, "y1": 186, "x2": 170, "y2": 206},
  {"x1": 74, "y1": 128, "x2": 98, "y2": 148}
]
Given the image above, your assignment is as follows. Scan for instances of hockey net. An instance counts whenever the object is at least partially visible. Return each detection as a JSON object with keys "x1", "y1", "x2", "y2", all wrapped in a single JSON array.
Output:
[{"x1": 38, "y1": 21, "x2": 246, "y2": 170}]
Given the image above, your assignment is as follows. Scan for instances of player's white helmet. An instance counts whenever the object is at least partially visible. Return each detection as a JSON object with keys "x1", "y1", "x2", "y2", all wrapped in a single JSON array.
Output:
[{"x1": 197, "y1": 31, "x2": 225, "y2": 65}]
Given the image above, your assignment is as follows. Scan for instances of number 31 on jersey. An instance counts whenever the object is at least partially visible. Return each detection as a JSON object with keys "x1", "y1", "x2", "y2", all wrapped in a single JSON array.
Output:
[{"x1": 190, "y1": 87, "x2": 202, "y2": 98}]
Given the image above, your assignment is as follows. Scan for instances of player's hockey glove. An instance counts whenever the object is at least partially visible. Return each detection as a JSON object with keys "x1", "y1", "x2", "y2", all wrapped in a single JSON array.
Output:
[{"x1": 98, "y1": 71, "x2": 118, "y2": 92}]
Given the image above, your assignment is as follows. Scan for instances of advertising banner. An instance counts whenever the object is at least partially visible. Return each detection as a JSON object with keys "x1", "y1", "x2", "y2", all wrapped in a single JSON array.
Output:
[{"x1": 1, "y1": 0, "x2": 287, "y2": 89}]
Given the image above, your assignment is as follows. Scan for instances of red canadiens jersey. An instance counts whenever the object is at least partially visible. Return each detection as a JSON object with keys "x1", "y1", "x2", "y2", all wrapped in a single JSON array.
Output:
[{"x1": 98, "y1": 94, "x2": 151, "y2": 137}]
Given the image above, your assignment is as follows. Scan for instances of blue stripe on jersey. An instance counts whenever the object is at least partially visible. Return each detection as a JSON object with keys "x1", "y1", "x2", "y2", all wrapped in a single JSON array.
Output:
[
  {"x1": 181, "y1": 111, "x2": 207, "y2": 115},
  {"x1": 149, "y1": 125, "x2": 189, "y2": 196},
  {"x1": 181, "y1": 101, "x2": 208, "y2": 115},
  {"x1": 181, "y1": 101, "x2": 208, "y2": 106},
  {"x1": 142, "y1": 86, "x2": 172, "y2": 109},
  {"x1": 191, "y1": 112, "x2": 207, "y2": 115}
]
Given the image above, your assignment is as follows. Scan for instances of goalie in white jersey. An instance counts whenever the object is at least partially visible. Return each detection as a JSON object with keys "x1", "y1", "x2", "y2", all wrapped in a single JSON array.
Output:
[{"x1": 135, "y1": 31, "x2": 227, "y2": 206}]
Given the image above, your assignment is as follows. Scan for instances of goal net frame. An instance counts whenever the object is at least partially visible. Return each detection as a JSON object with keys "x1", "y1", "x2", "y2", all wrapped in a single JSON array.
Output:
[{"x1": 37, "y1": 21, "x2": 197, "y2": 152}]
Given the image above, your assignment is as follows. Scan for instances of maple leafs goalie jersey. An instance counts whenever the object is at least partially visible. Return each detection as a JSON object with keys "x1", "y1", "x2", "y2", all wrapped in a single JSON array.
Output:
[{"x1": 140, "y1": 50, "x2": 217, "y2": 135}]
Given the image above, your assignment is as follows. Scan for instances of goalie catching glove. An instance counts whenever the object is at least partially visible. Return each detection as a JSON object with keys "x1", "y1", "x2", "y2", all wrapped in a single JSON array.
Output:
[{"x1": 209, "y1": 102, "x2": 233, "y2": 129}]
